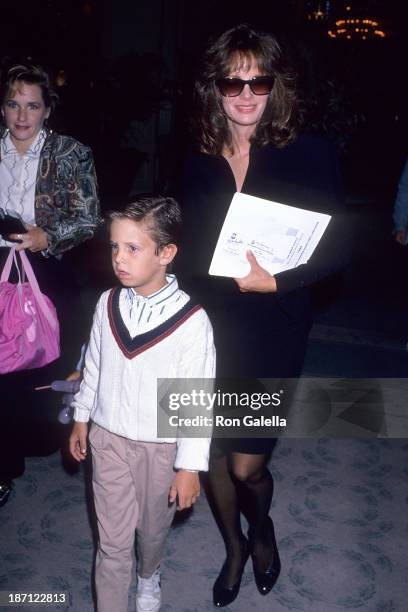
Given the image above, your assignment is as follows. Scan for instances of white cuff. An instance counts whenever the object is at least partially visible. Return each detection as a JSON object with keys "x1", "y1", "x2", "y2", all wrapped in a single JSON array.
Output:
[{"x1": 73, "y1": 406, "x2": 91, "y2": 422}]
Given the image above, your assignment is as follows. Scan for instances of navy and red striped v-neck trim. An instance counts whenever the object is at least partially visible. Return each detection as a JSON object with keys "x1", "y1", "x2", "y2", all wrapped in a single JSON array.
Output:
[{"x1": 107, "y1": 287, "x2": 201, "y2": 359}]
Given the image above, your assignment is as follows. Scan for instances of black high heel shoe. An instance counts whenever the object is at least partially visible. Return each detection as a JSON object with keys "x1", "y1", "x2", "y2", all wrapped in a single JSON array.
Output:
[
  {"x1": 213, "y1": 537, "x2": 250, "y2": 607},
  {"x1": 248, "y1": 516, "x2": 281, "y2": 596}
]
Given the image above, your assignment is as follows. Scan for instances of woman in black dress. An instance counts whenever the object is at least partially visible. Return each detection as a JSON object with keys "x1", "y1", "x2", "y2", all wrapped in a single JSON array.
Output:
[{"x1": 179, "y1": 25, "x2": 349, "y2": 607}]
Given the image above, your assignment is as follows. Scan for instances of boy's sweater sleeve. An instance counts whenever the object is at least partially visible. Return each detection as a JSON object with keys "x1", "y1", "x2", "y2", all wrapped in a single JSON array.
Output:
[
  {"x1": 173, "y1": 309, "x2": 216, "y2": 472},
  {"x1": 72, "y1": 294, "x2": 104, "y2": 422}
]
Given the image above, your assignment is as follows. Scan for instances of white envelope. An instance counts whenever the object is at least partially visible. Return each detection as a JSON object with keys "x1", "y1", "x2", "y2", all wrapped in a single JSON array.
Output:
[{"x1": 209, "y1": 192, "x2": 332, "y2": 278}]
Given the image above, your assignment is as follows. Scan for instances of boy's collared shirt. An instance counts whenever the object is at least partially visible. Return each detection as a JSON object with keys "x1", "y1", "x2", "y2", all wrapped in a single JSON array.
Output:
[{"x1": 120, "y1": 274, "x2": 186, "y2": 338}]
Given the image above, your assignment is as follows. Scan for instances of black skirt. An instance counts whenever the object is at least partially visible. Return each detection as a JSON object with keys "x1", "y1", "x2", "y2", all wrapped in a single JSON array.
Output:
[{"x1": 209, "y1": 300, "x2": 311, "y2": 455}]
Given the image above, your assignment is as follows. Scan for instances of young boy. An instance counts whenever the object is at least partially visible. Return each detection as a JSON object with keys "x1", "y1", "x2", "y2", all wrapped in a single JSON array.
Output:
[{"x1": 69, "y1": 195, "x2": 215, "y2": 612}]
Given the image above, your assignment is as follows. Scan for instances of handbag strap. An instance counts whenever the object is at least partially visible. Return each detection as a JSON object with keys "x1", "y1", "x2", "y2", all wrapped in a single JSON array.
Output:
[
  {"x1": 0, "y1": 246, "x2": 16, "y2": 282},
  {"x1": 18, "y1": 250, "x2": 58, "y2": 330},
  {"x1": 7, "y1": 247, "x2": 58, "y2": 330}
]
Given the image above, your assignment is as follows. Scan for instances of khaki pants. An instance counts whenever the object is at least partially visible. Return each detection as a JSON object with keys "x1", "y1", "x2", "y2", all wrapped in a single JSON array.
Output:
[{"x1": 89, "y1": 423, "x2": 177, "y2": 612}]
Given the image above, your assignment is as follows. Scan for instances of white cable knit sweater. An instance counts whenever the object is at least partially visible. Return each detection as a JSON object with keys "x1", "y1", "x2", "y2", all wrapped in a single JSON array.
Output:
[{"x1": 73, "y1": 284, "x2": 215, "y2": 471}]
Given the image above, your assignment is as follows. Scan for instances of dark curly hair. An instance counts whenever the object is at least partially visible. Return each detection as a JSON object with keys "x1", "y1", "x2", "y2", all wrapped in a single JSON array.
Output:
[
  {"x1": 193, "y1": 24, "x2": 299, "y2": 155},
  {"x1": 0, "y1": 62, "x2": 59, "y2": 112}
]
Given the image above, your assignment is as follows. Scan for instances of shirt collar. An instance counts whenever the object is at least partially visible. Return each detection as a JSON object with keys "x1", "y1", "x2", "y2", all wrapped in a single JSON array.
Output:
[
  {"x1": 1, "y1": 128, "x2": 46, "y2": 158},
  {"x1": 126, "y1": 274, "x2": 179, "y2": 307}
]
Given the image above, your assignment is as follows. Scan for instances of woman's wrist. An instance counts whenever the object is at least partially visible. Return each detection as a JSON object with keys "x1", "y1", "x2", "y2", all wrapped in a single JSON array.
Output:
[{"x1": 269, "y1": 275, "x2": 277, "y2": 293}]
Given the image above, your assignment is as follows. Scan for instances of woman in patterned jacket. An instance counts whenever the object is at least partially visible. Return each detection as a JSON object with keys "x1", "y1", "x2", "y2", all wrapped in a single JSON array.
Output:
[
  {"x1": 0, "y1": 62, "x2": 101, "y2": 507},
  {"x1": 0, "y1": 63, "x2": 100, "y2": 257}
]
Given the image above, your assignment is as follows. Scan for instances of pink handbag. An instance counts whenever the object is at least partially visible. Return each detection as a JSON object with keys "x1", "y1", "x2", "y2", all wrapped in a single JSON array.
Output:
[{"x1": 0, "y1": 247, "x2": 60, "y2": 374}]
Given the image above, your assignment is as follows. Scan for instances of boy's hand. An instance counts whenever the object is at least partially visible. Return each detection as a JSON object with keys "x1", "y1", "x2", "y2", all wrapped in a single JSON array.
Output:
[
  {"x1": 69, "y1": 421, "x2": 88, "y2": 462},
  {"x1": 169, "y1": 471, "x2": 200, "y2": 510}
]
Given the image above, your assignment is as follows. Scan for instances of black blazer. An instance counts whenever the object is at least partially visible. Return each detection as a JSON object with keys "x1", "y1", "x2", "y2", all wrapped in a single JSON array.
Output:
[{"x1": 177, "y1": 134, "x2": 350, "y2": 332}]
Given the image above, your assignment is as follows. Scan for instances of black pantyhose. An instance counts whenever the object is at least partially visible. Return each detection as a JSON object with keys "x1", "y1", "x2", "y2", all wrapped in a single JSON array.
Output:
[
  {"x1": 233, "y1": 453, "x2": 276, "y2": 574},
  {"x1": 207, "y1": 445, "x2": 275, "y2": 587}
]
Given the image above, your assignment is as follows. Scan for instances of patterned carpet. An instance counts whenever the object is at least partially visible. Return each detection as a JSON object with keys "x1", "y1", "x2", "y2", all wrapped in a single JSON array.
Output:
[{"x1": 0, "y1": 438, "x2": 407, "y2": 611}]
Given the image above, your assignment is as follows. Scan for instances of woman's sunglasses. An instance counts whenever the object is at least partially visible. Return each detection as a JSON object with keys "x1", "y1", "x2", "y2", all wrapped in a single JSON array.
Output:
[{"x1": 215, "y1": 76, "x2": 275, "y2": 97}]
